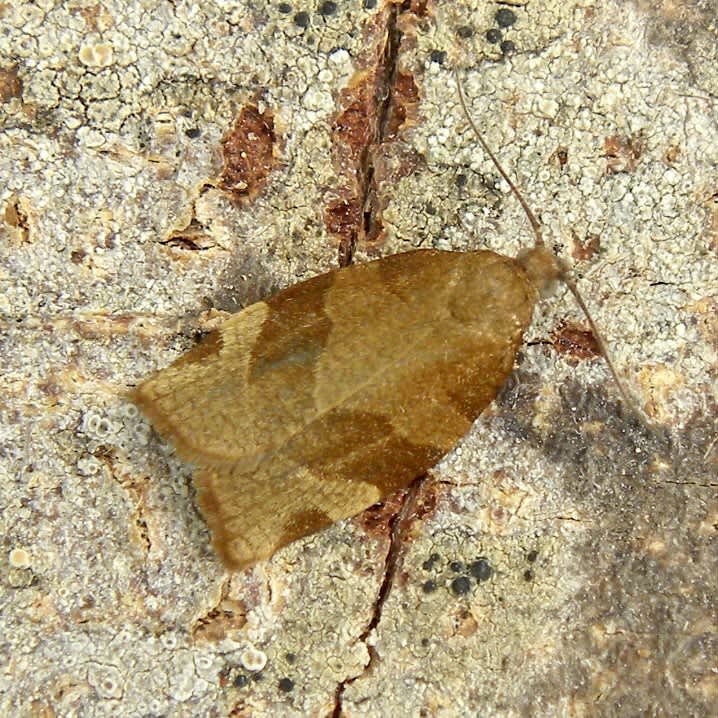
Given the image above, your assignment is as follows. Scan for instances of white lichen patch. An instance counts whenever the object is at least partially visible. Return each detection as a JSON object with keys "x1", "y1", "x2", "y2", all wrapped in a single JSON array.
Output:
[
  {"x1": 8, "y1": 548, "x2": 31, "y2": 569},
  {"x1": 239, "y1": 645, "x2": 267, "y2": 672},
  {"x1": 78, "y1": 42, "x2": 114, "y2": 68}
]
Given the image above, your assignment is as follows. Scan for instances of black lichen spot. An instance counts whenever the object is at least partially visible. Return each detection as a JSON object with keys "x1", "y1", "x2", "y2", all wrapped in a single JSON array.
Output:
[
  {"x1": 449, "y1": 560, "x2": 465, "y2": 573},
  {"x1": 425, "y1": 202, "x2": 436, "y2": 216},
  {"x1": 469, "y1": 557, "x2": 493, "y2": 582},
  {"x1": 293, "y1": 11, "x2": 310, "y2": 27},
  {"x1": 184, "y1": 127, "x2": 201, "y2": 139},
  {"x1": 455, "y1": 173, "x2": 468, "y2": 188},
  {"x1": 363, "y1": 0, "x2": 377, "y2": 8},
  {"x1": 278, "y1": 677, "x2": 295, "y2": 693},
  {"x1": 495, "y1": 8, "x2": 517, "y2": 27},
  {"x1": 429, "y1": 49, "x2": 447, "y2": 65},
  {"x1": 422, "y1": 579, "x2": 438, "y2": 593},
  {"x1": 422, "y1": 552, "x2": 441, "y2": 570},
  {"x1": 421, "y1": 637, "x2": 430, "y2": 647},
  {"x1": 526, "y1": 550, "x2": 539, "y2": 563},
  {"x1": 285, "y1": 652, "x2": 296, "y2": 663},
  {"x1": 456, "y1": 25, "x2": 474, "y2": 39},
  {"x1": 450, "y1": 576, "x2": 472, "y2": 595},
  {"x1": 523, "y1": 569, "x2": 534, "y2": 582},
  {"x1": 486, "y1": 28, "x2": 502, "y2": 44},
  {"x1": 319, "y1": 0, "x2": 337, "y2": 15},
  {"x1": 252, "y1": 672, "x2": 264, "y2": 682},
  {"x1": 500, "y1": 40, "x2": 516, "y2": 54},
  {"x1": 278, "y1": 2, "x2": 292, "y2": 13},
  {"x1": 234, "y1": 674, "x2": 249, "y2": 689}
]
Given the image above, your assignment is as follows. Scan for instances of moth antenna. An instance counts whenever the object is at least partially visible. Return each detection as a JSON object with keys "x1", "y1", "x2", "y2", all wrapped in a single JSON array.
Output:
[
  {"x1": 454, "y1": 70, "x2": 650, "y2": 426},
  {"x1": 560, "y1": 269, "x2": 643, "y2": 417},
  {"x1": 454, "y1": 72, "x2": 544, "y2": 248}
]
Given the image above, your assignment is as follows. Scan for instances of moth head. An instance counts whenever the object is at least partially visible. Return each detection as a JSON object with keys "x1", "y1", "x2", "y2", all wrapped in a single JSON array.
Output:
[{"x1": 516, "y1": 245, "x2": 563, "y2": 299}]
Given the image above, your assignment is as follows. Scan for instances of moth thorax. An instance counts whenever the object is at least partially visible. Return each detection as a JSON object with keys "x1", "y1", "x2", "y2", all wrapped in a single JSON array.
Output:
[{"x1": 516, "y1": 246, "x2": 563, "y2": 298}]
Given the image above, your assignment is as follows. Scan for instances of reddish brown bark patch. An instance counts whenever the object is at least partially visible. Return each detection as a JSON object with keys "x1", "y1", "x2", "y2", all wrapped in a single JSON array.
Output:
[
  {"x1": 332, "y1": 80, "x2": 377, "y2": 162},
  {"x1": 327, "y1": 72, "x2": 382, "y2": 263},
  {"x1": 405, "y1": 0, "x2": 429, "y2": 17},
  {"x1": 327, "y1": 67, "x2": 420, "y2": 260},
  {"x1": 552, "y1": 321, "x2": 601, "y2": 360},
  {"x1": 325, "y1": 197, "x2": 362, "y2": 248},
  {"x1": 384, "y1": 71, "x2": 419, "y2": 138},
  {"x1": 603, "y1": 133, "x2": 645, "y2": 174},
  {"x1": 324, "y1": 3, "x2": 422, "y2": 263},
  {"x1": 219, "y1": 105, "x2": 276, "y2": 201},
  {"x1": 0, "y1": 64, "x2": 22, "y2": 103},
  {"x1": 664, "y1": 143, "x2": 681, "y2": 165},
  {"x1": 549, "y1": 145, "x2": 569, "y2": 169},
  {"x1": 571, "y1": 232, "x2": 600, "y2": 262},
  {"x1": 358, "y1": 491, "x2": 407, "y2": 538}
]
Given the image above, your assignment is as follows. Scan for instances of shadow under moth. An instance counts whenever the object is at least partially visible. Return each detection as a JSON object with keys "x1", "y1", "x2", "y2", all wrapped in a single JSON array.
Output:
[{"x1": 131, "y1": 77, "x2": 633, "y2": 571}]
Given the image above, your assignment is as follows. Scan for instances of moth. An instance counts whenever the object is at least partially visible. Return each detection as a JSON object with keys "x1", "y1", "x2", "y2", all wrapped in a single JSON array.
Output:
[{"x1": 131, "y1": 77, "x2": 629, "y2": 571}]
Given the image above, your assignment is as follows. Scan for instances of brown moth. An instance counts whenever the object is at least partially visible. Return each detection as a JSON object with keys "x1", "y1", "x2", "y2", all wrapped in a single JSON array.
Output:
[{"x1": 131, "y1": 77, "x2": 627, "y2": 571}]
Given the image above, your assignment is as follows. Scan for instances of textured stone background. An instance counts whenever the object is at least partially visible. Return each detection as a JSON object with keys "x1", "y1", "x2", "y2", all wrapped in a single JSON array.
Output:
[{"x1": 1, "y1": 1, "x2": 716, "y2": 716}]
